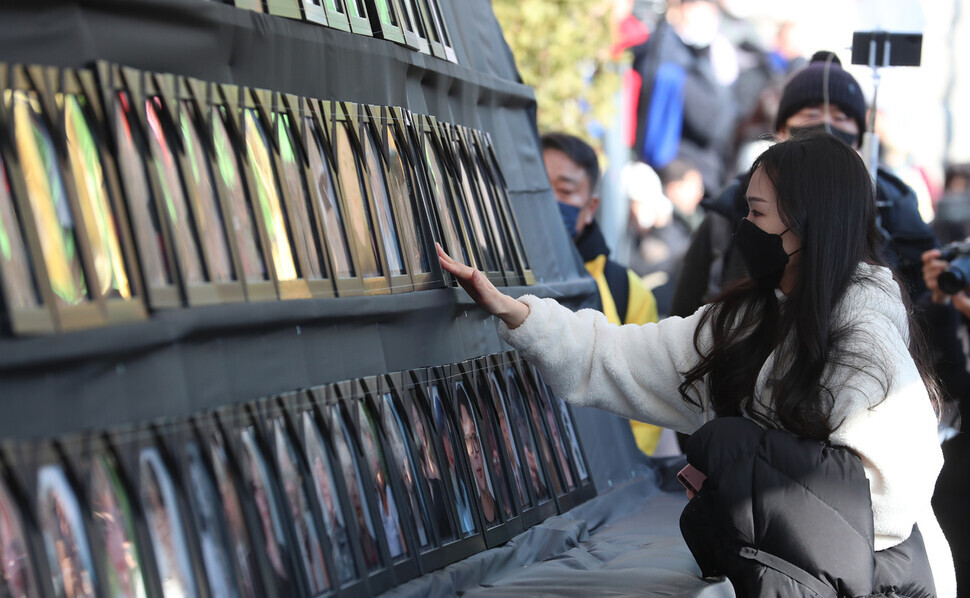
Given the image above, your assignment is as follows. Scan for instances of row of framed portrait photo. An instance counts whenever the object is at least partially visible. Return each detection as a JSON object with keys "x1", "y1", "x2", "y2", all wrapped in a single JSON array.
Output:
[
  {"x1": 0, "y1": 351, "x2": 592, "y2": 597},
  {"x1": 237, "y1": 0, "x2": 459, "y2": 63},
  {"x1": 0, "y1": 61, "x2": 534, "y2": 335}
]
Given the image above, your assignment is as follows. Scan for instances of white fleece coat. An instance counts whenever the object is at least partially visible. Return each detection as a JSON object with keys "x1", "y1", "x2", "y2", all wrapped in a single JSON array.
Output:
[{"x1": 499, "y1": 263, "x2": 956, "y2": 597}]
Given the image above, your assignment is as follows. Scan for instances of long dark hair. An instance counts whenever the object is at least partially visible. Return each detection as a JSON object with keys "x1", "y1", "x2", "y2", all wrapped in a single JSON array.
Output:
[{"x1": 678, "y1": 133, "x2": 939, "y2": 439}]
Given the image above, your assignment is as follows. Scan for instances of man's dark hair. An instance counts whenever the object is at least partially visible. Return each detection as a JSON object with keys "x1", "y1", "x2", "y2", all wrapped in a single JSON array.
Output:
[
  {"x1": 944, "y1": 162, "x2": 970, "y2": 192},
  {"x1": 540, "y1": 132, "x2": 600, "y2": 192},
  {"x1": 658, "y1": 158, "x2": 699, "y2": 189}
]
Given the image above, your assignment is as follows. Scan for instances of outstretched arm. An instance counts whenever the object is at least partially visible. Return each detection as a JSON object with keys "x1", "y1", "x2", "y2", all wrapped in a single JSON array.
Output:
[{"x1": 438, "y1": 243, "x2": 710, "y2": 433}]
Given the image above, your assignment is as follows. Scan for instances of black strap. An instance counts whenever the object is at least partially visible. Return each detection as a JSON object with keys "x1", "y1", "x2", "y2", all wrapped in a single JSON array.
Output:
[
  {"x1": 603, "y1": 260, "x2": 630, "y2": 323},
  {"x1": 738, "y1": 547, "x2": 838, "y2": 598}
]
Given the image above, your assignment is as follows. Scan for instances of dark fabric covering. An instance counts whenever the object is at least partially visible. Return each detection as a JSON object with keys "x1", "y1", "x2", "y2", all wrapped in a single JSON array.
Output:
[
  {"x1": 680, "y1": 417, "x2": 936, "y2": 598},
  {"x1": 0, "y1": 280, "x2": 600, "y2": 438},
  {"x1": 379, "y1": 476, "x2": 734, "y2": 598}
]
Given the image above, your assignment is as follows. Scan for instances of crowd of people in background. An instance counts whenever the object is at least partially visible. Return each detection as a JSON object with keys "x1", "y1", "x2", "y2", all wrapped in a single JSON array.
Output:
[{"x1": 536, "y1": 0, "x2": 970, "y2": 592}]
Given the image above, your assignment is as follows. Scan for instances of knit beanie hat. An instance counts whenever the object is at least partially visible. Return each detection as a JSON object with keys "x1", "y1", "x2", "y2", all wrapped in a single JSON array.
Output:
[{"x1": 774, "y1": 51, "x2": 867, "y2": 144}]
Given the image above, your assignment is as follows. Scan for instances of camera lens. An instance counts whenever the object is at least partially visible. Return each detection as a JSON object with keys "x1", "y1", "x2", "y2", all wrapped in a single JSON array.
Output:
[{"x1": 939, "y1": 256, "x2": 970, "y2": 294}]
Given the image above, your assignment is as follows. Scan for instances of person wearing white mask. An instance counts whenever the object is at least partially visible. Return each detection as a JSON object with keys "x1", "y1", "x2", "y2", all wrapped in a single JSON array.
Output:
[{"x1": 629, "y1": 0, "x2": 739, "y2": 196}]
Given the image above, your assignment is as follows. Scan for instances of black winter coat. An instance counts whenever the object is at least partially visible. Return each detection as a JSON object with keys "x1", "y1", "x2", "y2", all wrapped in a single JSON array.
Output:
[{"x1": 679, "y1": 417, "x2": 936, "y2": 598}]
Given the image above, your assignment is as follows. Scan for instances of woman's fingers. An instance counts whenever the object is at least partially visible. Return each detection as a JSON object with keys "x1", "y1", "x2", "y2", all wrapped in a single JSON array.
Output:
[
  {"x1": 437, "y1": 242, "x2": 498, "y2": 305},
  {"x1": 435, "y1": 242, "x2": 529, "y2": 327}
]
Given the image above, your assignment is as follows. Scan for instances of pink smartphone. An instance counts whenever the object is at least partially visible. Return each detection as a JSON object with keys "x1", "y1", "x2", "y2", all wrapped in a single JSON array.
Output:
[{"x1": 677, "y1": 464, "x2": 707, "y2": 499}]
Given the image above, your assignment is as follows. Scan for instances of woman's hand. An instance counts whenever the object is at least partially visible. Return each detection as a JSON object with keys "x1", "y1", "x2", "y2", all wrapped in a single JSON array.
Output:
[
  {"x1": 922, "y1": 248, "x2": 970, "y2": 318},
  {"x1": 436, "y1": 243, "x2": 530, "y2": 329}
]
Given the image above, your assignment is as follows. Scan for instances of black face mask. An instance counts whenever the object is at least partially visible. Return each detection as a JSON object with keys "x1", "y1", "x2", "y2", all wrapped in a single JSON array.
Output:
[
  {"x1": 789, "y1": 123, "x2": 858, "y2": 148},
  {"x1": 733, "y1": 218, "x2": 798, "y2": 289}
]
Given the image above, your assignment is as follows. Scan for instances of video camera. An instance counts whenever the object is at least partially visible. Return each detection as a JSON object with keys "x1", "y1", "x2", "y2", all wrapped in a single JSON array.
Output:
[{"x1": 937, "y1": 239, "x2": 970, "y2": 295}]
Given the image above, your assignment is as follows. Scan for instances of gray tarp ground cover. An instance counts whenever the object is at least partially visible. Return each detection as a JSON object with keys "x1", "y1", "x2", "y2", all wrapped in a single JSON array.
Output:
[{"x1": 380, "y1": 477, "x2": 735, "y2": 598}]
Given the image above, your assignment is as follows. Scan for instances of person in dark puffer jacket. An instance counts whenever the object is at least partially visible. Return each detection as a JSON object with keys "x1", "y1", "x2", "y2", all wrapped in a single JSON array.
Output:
[{"x1": 680, "y1": 417, "x2": 935, "y2": 598}]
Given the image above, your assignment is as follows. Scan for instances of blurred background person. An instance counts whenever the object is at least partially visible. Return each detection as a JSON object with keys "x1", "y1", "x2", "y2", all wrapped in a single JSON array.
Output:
[
  {"x1": 932, "y1": 163, "x2": 970, "y2": 246},
  {"x1": 628, "y1": 157, "x2": 705, "y2": 318},
  {"x1": 629, "y1": 0, "x2": 740, "y2": 197}
]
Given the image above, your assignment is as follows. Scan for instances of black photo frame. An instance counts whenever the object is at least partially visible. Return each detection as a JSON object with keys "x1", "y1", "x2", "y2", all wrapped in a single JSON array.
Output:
[
  {"x1": 94, "y1": 62, "x2": 183, "y2": 311},
  {"x1": 381, "y1": 106, "x2": 443, "y2": 291},
  {"x1": 49, "y1": 65, "x2": 149, "y2": 325},
  {"x1": 303, "y1": 98, "x2": 365, "y2": 298},
  {"x1": 476, "y1": 131, "x2": 535, "y2": 285},
  {"x1": 414, "y1": 0, "x2": 456, "y2": 62},
  {"x1": 399, "y1": 369, "x2": 484, "y2": 564},
  {"x1": 3, "y1": 64, "x2": 106, "y2": 331},
  {"x1": 167, "y1": 418, "x2": 260, "y2": 598},
  {"x1": 274, "y1": 92, "x2": 338, "y2": 298},
  {"x1": 319, "y1": 382, "x2": 394, "y2": 594},
  {"x1": 451, "y1": 361, "x2": 522, "y2": 547},
  {"x1": 142, "y1": 71, "x2": 248, "y2": 307},
  {"x1": 364, "y1": 0, "x2": 406, "y2": 45},
  {"x1": 253, "y1": 394, "x2": 339, "y2": 597},
  {"x1": 476, "y1": 354, "x2": 545, "y2": 528},
  {"x1": 391, "y1": 0, "x2": 431, "y2": 53},
  {"x1": 0, "y1": 443, "x2": 44, "y2": 598},
  {"x1": 196, "y1": 413, "x2": 271, "y2": 598},
  {"x1": 460, "y1": 126, "x2": 525, "y2": 286},
  {"x1": 520, "y1": 358, "x2": 590, "y2": 512},
  {"x1": 128, "y1": 427, "x2": 209, "y2": 597},
  {"x1": 440, "y1": 122, "x2": 507, "y2": 287},
  {"x1": 530, "y1": 368, "x2": 596, "y2": 504},
  {"x1": 375, "y1": 372, "x2": 453, "y2": 572},
  {"x1": 422, "y1": 367, "x2": 486, "y2": 549},
  {"x1": 359, "y1": 104, "x2": 415, "y2": 294},
  {"x1": 326, "y1": 101, "x2": 393, "y2": 295},
  {"x1": 15, "y1": 439, "x2": 103, "y2": 598},
  {"x1": 214, "y1": 403, "x2": 303, "y2": 596},
  {"x1": 296, "y1": 387, "x2": 370, "y2": 598},
  {"x1": 413, "y1": 114, "x2": 474, "y2": 284},
  {"x1": 498, "y1": 353, "x2": 558, "y2": 523},
  {"x1": 0, "y1": 68, "x2": 56, "y2": 334},
  {"x1": 60, "y1": 432, "x2": 152, "y2": 598},
  {"x1": 209, "y1": 83, "x2": 277, "y2": 302},
  {"x1": 174, "y1": 75, "x2": 249, "y2": 304},
  {"x1": 505, "y1": 354, "x2": 568, "y2": 510},
  {"x1": 343, "y1": 377, "x2": 421, "y2": 585},
  {"x1": 238, "y1": 86, "x2": 312, "y2": 301}
]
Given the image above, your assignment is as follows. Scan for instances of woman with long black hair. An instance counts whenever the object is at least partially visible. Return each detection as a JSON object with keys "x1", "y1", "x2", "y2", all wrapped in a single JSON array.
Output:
[{"x1": 437, "y1": 133, "x2": 955, "y2": 596}]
